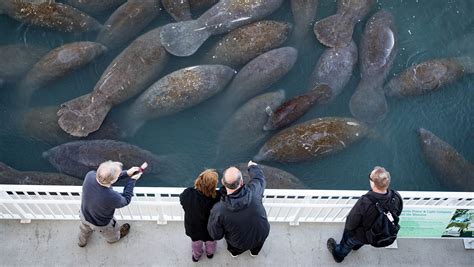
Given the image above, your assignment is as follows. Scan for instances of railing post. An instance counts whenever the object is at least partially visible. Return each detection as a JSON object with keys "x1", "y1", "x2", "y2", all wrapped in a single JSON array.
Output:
[
  {"x1": 464, "y1": 238, "x2": 474, "y2": 249},
  {"x1": 0, "y1": 187, "x2": 31, "y2": 223},
  {"x1": 155, "y1": 194, "x2": 167, "y2": 225}
]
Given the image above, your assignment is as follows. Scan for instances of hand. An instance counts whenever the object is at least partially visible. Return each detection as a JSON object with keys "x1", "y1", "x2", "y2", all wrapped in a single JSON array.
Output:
[
  {"x1": 131, "y1": 172, "x2": 143, "y2": 180},
  {"x1": 126, "y1": 167, "x2": 141, "y2": 177},
  {"x1": 248, "y1": 160, "x2": 257, "y2": 167}
]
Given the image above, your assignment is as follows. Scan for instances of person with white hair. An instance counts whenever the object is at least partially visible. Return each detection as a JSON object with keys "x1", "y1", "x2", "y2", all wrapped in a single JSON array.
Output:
[
  {"x1": 78, "y1": 160, "x2": 146, "y2": 247},
  {"x1": 327, "y1": 166, "x2": 403, "y2": 263}
]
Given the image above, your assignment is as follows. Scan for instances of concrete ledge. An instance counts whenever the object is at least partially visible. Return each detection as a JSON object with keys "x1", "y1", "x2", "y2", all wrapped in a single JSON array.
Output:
[{"x1": 0, "y1": 220, "x2": 472, "y2": 266}]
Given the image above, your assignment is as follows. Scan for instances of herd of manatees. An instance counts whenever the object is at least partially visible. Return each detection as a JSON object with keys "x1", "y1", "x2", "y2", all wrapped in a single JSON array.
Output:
[{"x1": 0, "y1": 0, "x2": 472, "y2": 191}]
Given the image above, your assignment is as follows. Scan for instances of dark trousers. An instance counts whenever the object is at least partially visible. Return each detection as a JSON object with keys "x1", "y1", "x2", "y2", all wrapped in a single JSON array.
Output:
[
  {"x1": 334, "y1": 230, "x2": 364, "y2": 259},
  {"x1": 227, "y1": 241, "x2": 264, "y2": 256}
]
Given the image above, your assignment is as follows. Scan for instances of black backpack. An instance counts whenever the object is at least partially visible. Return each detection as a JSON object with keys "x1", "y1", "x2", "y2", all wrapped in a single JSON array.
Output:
[{"x1": 364, "y1": 190, "x2": 400, "y2": 248}]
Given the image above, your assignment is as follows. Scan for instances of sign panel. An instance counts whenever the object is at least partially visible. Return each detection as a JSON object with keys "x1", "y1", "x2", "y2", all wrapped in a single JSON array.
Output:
[{"x1": 398, "y1": 209, "x2": 454, "y2": 238}]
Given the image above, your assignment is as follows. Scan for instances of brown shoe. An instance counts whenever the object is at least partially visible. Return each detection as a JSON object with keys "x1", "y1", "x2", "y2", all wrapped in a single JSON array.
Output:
[{"x1": 119, "y1": 223, "x2": 130, "y2": 239}]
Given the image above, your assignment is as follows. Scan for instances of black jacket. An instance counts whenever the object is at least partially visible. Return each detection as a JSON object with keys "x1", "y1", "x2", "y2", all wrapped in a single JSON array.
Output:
[
  {"x1": 180, "y1": 187, "x2": 220, "y2": 241},
  {"x1": 207, "y1": 165, "x2": 270, "y2": 250},
  {"x1": 345, "y1": 189, "x2": 403, "y2": 243}
]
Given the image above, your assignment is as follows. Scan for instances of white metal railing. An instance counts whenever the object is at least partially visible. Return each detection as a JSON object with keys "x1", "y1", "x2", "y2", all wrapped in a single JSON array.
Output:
[{"x1": 1, "y1": 184, "x2": 473, "y2": 226}]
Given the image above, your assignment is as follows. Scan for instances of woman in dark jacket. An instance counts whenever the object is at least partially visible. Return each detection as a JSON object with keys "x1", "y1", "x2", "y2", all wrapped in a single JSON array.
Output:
[{"x1": 180, "y1": 169, "x2": 220, "y2": 262}]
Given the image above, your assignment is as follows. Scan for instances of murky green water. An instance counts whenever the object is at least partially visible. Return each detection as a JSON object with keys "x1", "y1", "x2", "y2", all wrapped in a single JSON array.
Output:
[{"x1": 0, "y1": 0, "x2": 473, "y2": 190}]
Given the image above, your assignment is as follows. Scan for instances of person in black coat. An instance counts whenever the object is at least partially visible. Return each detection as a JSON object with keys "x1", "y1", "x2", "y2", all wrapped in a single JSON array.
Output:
[
  {"x1": 327, "y1": 166, "x2": 404, "y2": 263},
  {"x1": 207, "y1": 161, "x2": 270, "y2": 258},
  {"x1": 180, "y1": 169, "x2": 220, "y2": 262}
]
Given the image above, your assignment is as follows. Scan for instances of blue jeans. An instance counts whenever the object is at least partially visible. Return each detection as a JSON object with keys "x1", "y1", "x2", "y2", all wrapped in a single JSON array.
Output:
[{"x1": 334, "y1": 230, "x2": 364, "y2": 259}]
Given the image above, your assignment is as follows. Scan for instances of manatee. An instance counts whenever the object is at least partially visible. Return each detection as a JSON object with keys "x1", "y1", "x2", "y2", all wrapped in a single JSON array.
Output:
[
  {"x1": 0, "y1": 0, "x2": 102, "y2": 32},
  {"x1": 18, "y1": 106, "x2": 120, "y2": 146},
  {"x1": 220, "y1": 47, "x2": 298, "y2": 113},
  {"x1": 217, "y1": 90, "x2": 286, "y2": 164},
  {"x1": 160, "y1": 0, "x2": 285, "y2": 56},
  {"x1": 58, "y1": 27, "x2": 169, "y2": 137},
  {"x1": 384, "y1": 57, "x2": 474, "y2": 97},
  {"x1": 290, "y1": 0, "x2": 318, "y2": 42},
  {"x1": 0, "y1": 162, "x2": 82, "y2": 185},
  {"x1": 203, "y1": 20, "x2": 292, "y2": 68},
  {"x1": 63, "y1": 0, "x2": 126, "y2": 14},
  {"x1": 235, "y1": 163, "x2": 305, "y2": 189},
  {"x1": 308, "y1": 40, "x2": 358, "y2": 102},
  {"x1": 161, "y1": 0, "x2": 192, "y2": 21},
  {"x1": 263, "y1": 84, "x2": 331, "y2": 131},
  {"x1": 0, "y1": 44, "x2": 48, "y2": 83},
  {"x1": 418, "y1": 128, "x2": 474, "y2": 191},
  {"x1": 314, "y1": 0, "x2": 374, "y2": 48},
  {"x1": 96, "y1": 0, "x2": 161, "y2": 51},
  {"x1": 349, "y1": 10, "x2": 398, "y2": 123},
  {"x1": 446, "y1": 32, "x2": 474, "y2": 58},
  {"x1": 18, "y1": 42, "x2": 107, "y2": 106},
  {"x1": 189, "y1": 0, "x2": 219, "y2": 9},
  {"x1": 254, "y1": 117, "x2": 368, "y2": 163},
  {"x1": 123, "y1": 65, "x2": 235, "y2": 136},
  {"x1": 43, "y1": 139, "x2": 163, "y2": 178}
]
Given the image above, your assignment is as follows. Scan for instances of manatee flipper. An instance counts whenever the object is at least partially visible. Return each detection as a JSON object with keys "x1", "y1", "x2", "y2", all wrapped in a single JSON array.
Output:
[
  {"x1": 314, "y1": 14, "x2": 353, "y2": 48},
  {"x1": 349, "y1": 86, "x2": 388, "y2": 124},
  {"x1": 160, "y1": 19, "x2": 211, "y2": 56},
  {"x1": 57, "y1": 94, "x2": 111, "y2": 137}
]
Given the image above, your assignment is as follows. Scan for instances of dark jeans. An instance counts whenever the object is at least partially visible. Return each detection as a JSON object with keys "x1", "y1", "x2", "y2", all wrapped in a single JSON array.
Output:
[
  {"x1": 334, "y1": 230, "x2": 364, "y2": 259},
  {"x1": 227, "y1": 241, "x2": 264, "y2": 256}
]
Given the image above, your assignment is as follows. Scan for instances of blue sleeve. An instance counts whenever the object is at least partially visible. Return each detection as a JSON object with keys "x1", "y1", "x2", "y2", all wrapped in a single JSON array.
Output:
[
  {"x1": 117, "y1": 170, "x2": 130, "y2": 180},
  {"x1": 113, "y1": 178, "x2": 136, "y2": 208},
  {"x1": 247, "y1": 165, "x2": 266, "y2": 195},
  {"x1": 207, "y1": 205, "x2": 224, "y2": 240}
]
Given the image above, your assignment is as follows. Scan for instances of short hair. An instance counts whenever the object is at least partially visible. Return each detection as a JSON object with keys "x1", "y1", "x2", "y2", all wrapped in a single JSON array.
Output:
[
  {"x1": 194, "y1": 169, "x2": 219, "y2": 198},
  {"x1": 370, "y1": 166, "x2": 391, "y2": 190},
  {"x1": 222, "y1": 167, "x2": 242, "y2": 190},
  {"x1": 96, "y1": 161, "x2": 123, "y2": 185}
]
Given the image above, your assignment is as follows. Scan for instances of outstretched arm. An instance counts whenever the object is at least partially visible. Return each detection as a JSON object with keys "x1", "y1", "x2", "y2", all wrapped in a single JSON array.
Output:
[{"x1": 247, "y1": 161, "x2": 266, "y2": 195}]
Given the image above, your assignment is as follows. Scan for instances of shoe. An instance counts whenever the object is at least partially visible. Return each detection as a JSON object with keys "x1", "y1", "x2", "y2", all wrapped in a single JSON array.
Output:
[
  {"x1": 250, "y1": 251, "x2": 257, "y2": 257},
  {"x1": 206, "y1": 254, "x2": 214, "y2": 259},
  {"x1": 327, "y1": 238, "x2": 343, "y2": 263},
  {"x1": 352, "y1": 244, "x2": 362, "y2": 251},
  {"x1": 78, "y1": 240, "x2": 87, "y2": 248},
  {"x1": 229, "y1": 251, "x2": 238, "y2": 258},
  {"x1": 119, "y1": 223, "x2": 130, "y2": 239},
  {"x1": 192, "y1": 255, "x2": 199, "y2": 262}
]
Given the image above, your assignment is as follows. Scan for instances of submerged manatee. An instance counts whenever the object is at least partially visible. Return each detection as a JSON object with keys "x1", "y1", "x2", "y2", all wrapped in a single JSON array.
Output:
[
  {"x1": 161, "y1": 0, "x2": 192, "y2": 21},
  {"x1": 18, "y1": 42, "x2": 107, "y2": 106},
  {"x1": 254, "y1": 117, "x2": 368, "y2": 163},
  {"x1": 0, "y1": 162, "x2": 82, "y2": 185},
  {"x1": 96, "y1": 0, "x2": 161, "y2": 51},
  {"x1": 385, "y1": 57, "x2": 474, "y2": 97},
  {"x1": 63, "y1": 0, "x2": 126, "y2": 14},
  {"x1": 308, "y1": 40, "x2": 358, "y2": 101},
  {"x1": 203, "y1": 20, "x2": 292, "y2": 68},
  {"x1": 160, "y1": 0, "x2": 285, "y2": 56},
  {"x1": 290, "y1": 0, "x2": 318, "y2": 42},
  {"x1": 123, "y1": 65, "x2": 235, "y2": 136},
  {"x1": 349, "y1": 10, "x2": 398, "y2": 123},
  {"x1": 217, "y1": 90, "x2": 286, "y2": 164},
  {"x1": 18, "y1": 106, "x2": 120, "y2": 146},
  {"x1": 0, "y1": 0, "x2": 102, "y2": 32},
  {"x1": 0, "y1": 44, "x2": 48, "y2": 83},
  {"x1": 43, "y1": 139, "x2": 163, "y2": 178},
  {"x1": 263, "y1": 85, "x2": 331, "y2": 131},
  {"x1": 314, "y1": 0, "x2": 374, "y2": 48},
  {"x1": 220, "y1": 47, "x2": 298, "y2": 113},
  {"x1": 236, "y1": 163, "x2": 305, "y2": 189},
  {"x1": 58, "y1": 27, "x2": 169, "y2": 137},
  {"x1": 418, "y1": 128, "x2": 474, "y2": 191}
]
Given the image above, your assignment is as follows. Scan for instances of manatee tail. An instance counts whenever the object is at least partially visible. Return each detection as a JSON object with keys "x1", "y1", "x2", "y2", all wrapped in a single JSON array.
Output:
[
  {"x1": 159, "y1": 19, "x2": 210, "y2": 57},
  {"x1": 349, "y1": 84, "x2": 388, "y2": 124},
  {"x1": 57, "y1": 93, "x2": 111, "y2": 137},
  {"x1": 314, "y1": 14, "x2": 353, "y2": 48},
  {"x1": 456, "y1": 56, "x2": 474, "y2": 74}
]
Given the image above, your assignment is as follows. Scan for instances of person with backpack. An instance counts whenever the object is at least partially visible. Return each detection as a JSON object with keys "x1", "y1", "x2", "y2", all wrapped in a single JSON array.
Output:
[{"x1": 327, "y1": 166, "x2": 403, "y2": 263}]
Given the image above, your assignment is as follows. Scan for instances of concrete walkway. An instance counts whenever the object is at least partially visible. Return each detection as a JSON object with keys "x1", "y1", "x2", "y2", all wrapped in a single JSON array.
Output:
[{"x1": 0, "y1": 220, "x2": 472, "y2": 267}]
